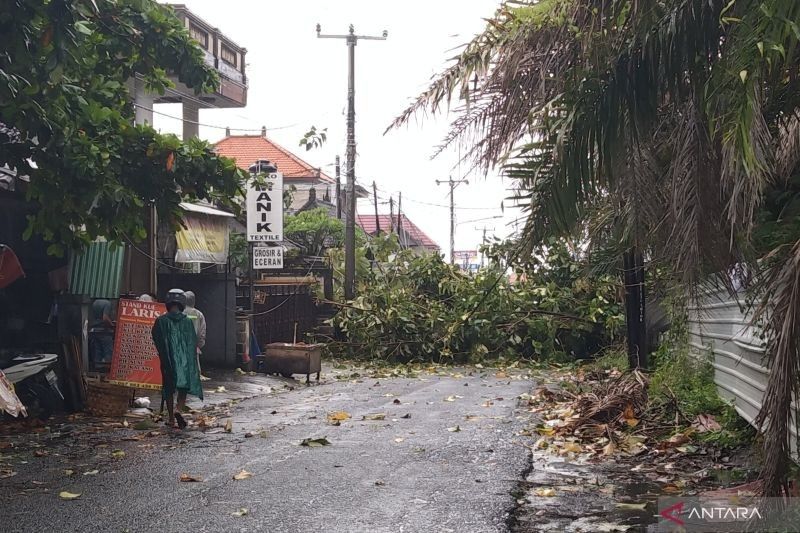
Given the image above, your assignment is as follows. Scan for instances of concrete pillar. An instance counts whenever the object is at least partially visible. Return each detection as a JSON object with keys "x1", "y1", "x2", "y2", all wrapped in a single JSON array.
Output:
[
  {"x1": 133, "y1": 78, "x2": 154, "y2": 126},
  {"x1": 182, "y1": 100, "x2": 200, "y2": 140}
]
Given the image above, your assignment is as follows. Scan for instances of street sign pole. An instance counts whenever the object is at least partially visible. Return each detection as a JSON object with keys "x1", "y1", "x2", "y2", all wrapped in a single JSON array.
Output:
[{"x1": 246, "y1": 160, "x2": 282, "y2": 366}]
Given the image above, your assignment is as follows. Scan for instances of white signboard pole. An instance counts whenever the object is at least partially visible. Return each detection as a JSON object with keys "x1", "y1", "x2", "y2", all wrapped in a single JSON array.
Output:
[{"x1": 246, "y1": 172, "x2": 284, "y2": 242}]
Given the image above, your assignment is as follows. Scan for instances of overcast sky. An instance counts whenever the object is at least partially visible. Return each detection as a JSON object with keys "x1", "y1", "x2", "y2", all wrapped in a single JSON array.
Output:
[{"x1": 155, "y1": 0, "x2": 520, "y2": 258}]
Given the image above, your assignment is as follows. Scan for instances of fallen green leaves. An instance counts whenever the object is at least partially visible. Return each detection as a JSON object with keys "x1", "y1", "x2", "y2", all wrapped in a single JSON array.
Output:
[
  {"x1": 133, "y1": 419, "x2": 158, "y2": 431},
  {"x1": 59, "y1": 491, "x2": 81, "y2": 501},
  {"x1": 300, "y1": 437, "x2": 331, "y2": 448}
]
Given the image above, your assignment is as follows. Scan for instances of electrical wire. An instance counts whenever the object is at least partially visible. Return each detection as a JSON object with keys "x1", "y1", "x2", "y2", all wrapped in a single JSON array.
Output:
[
  {"x1": 133, "y1": 103, "x2": 299, "y2": 133},
  {"x1": 123, "y1": 233, "x2": 322, "y2": 317},
  {"x1": 371, "y1": 188, "x2": 502, "y2": 212},
  {"x1": 132, "y1": 74, "x2": 300, "y2": 133}
]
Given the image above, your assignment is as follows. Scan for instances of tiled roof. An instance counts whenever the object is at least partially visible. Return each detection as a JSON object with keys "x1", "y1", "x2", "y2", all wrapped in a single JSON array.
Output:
[
  {"x1": 357, "y1": 214, "x2": 440, "y2": 250},
  {"x1": 214, "y1": 135, "x2": 335, "y2": 183}
]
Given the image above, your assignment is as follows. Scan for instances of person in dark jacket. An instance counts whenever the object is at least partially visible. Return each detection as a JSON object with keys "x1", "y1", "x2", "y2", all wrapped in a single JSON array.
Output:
[{"x1": 151, "y1": 289, "x2": 202, "y2": 428}]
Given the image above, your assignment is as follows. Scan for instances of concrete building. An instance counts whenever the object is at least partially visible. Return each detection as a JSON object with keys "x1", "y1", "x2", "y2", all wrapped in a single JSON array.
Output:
[{"x1": 131, "y1": 4, "x2": 248, "y2": 140}]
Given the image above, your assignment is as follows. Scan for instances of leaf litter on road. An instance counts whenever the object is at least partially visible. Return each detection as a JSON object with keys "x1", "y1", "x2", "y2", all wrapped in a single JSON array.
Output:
[
  {"x1": 615, "y1": 502, "x2": 648, "y2": 511},
  {"x1": 327, "y1": 411, "x2": 351, "y2": 425},
  {"x1": 300, "y1": 437, "x2": 331, "y2": 447},
  {"x1": 232, "y1": 470, "x2": 252, "y2": 480},
  {"x1": 179, "y1": 473, "x2": 202, "y2": 482},
  {"x1": 231, "y1": 508, "x2": 248, "y2": 517},
  {"x1": 59, "y1": 491, "x2": 81, "y2": 501}
]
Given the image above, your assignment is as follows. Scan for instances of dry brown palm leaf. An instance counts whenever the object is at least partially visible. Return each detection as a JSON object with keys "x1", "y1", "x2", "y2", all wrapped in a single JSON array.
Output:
[
  {"x1": 562, "y1": 369, "x2": 649, "y2": 433},
  {"x1": 753, "y1": 239, "x2": 800, "y2": 497}
]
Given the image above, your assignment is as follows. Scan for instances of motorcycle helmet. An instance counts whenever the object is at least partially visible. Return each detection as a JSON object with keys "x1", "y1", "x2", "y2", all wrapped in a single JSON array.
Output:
[{"x1": 165, "y1": 289, "x2": 187, "y2": 312}]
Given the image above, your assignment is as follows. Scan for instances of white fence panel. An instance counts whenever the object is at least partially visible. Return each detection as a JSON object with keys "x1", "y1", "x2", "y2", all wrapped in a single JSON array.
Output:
[{"x1": 687, "y1": 289, "x2": 798, "y2": 445}]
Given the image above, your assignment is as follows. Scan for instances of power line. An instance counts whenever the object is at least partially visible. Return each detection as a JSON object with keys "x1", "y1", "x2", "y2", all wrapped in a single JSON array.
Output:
[
  {"x1": 132, "y1": 74, "x2": 300, "y2": 133},
  {"x1": 371, "y1": 186, "x2": 502, "y2": 211},
  {"x1": 132, "y1": 103, "x2": 298, "y2": 133}
]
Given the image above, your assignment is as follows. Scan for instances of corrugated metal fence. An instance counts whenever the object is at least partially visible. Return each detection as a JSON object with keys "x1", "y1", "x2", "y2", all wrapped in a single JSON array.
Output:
[
  {"x1": 68, "y1": 241, "x2": 125, "y2": 299},
  {"x1": 687, "y1": 288, "x2": 797, "y2": 444}
]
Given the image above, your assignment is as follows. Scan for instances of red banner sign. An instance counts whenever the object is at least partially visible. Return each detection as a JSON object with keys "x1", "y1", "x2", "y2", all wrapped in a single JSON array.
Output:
[{"x1": 107, "y1": 299, "x2": 166, "y2": 390}]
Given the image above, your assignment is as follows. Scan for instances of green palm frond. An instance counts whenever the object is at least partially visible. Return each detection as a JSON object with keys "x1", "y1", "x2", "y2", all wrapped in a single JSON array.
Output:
[{"x1": 390, "y1": 0, "x2": 800, "y2": 496}]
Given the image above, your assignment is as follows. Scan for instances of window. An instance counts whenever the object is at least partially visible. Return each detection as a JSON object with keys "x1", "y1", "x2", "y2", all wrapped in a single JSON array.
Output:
[
  {"x1": 220, "y1": 45, "x2": 237, "y2": 67},
  {"x1": 189, "y1": 24, "x2": 208, "y2": 49}
]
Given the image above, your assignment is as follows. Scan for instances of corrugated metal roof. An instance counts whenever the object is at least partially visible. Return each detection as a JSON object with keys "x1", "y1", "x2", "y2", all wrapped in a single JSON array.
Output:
[
  {"x1": 179, "y1": 202, "x2": 235, "y2": 217},
  {"x1": 68, "y1": 241, "x2": 125, "y2": 299}
]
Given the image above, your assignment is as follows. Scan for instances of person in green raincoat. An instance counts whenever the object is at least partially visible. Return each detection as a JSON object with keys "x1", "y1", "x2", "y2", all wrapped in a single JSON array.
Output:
[{"x1": 152, "y1": 289, "x2": 203, "y2": 428}]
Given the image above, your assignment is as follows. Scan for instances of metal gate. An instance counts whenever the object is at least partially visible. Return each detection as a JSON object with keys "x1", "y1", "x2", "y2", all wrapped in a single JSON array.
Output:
[{"x1": 251, "y1": 282, "x2": 316, "y2": 346}]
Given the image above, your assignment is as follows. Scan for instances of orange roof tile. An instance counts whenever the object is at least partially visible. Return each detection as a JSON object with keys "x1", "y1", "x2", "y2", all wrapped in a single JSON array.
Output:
[
  {"x1": 357, "y1": 214, "x2": 440, "y2": 250},
  {"x1": 214, "y1": 135, "x2": 334, "y2": 183}
]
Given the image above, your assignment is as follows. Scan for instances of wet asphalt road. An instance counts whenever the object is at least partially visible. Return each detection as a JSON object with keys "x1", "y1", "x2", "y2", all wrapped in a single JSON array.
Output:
[{"x1": 0, "y1": 368, "x2": 533, "y2": 533}]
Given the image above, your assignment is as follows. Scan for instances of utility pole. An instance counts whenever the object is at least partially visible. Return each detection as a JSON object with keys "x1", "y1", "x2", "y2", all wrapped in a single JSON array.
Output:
[
  {"x1": 475, "y1": 225, "x2": 495, "y2": 268},
  {"x1": 389, "y1": 196, "x2": 395, "y2": 233},
  {"x1": 372, "y1": 181, "x2": 381, "y2": 234},
  {"x1": 317, "y1": 24, "x2": 387, "y2": 300},
  {"x1": 335, "y1": 155, "x2": 341, "y2": 220},
  {"x1": 436, "y1": 176, "x2": 469, "y2": 264},
  {"x1": 396, "y1": 192, "x2": 403, "y2": 248}
]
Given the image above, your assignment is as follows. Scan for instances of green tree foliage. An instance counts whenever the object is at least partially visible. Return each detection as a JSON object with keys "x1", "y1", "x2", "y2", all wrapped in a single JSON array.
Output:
[
  {"x1": 285, "y1": 208, "x2": 346, "y2": 256},
  {"x1": 330, "y1": 237, "x2": 623, "y2": 363},
  {"x1": 391, "y1": 0, "x2": 800, "y2": 496},
  {"x1": 0, "y1": 0, "x2": 246, "y2": 254},
  {"x1": 298, "y1": 126, "x2": 328, "y2": 151}
]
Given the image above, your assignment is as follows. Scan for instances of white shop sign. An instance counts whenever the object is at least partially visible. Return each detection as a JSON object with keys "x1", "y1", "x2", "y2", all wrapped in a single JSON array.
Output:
[
  {"x1": 246, "y1": 172, "x2": 283, "y2": 242},
  {"x1": 253, "y1": 246, "x2": 283, "y2": 269}
]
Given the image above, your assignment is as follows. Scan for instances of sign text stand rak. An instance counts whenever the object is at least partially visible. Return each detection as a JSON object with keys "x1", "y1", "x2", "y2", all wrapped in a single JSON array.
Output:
[{"x1": 107, "y1": 299, "x2": 166, "y2": 389}]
